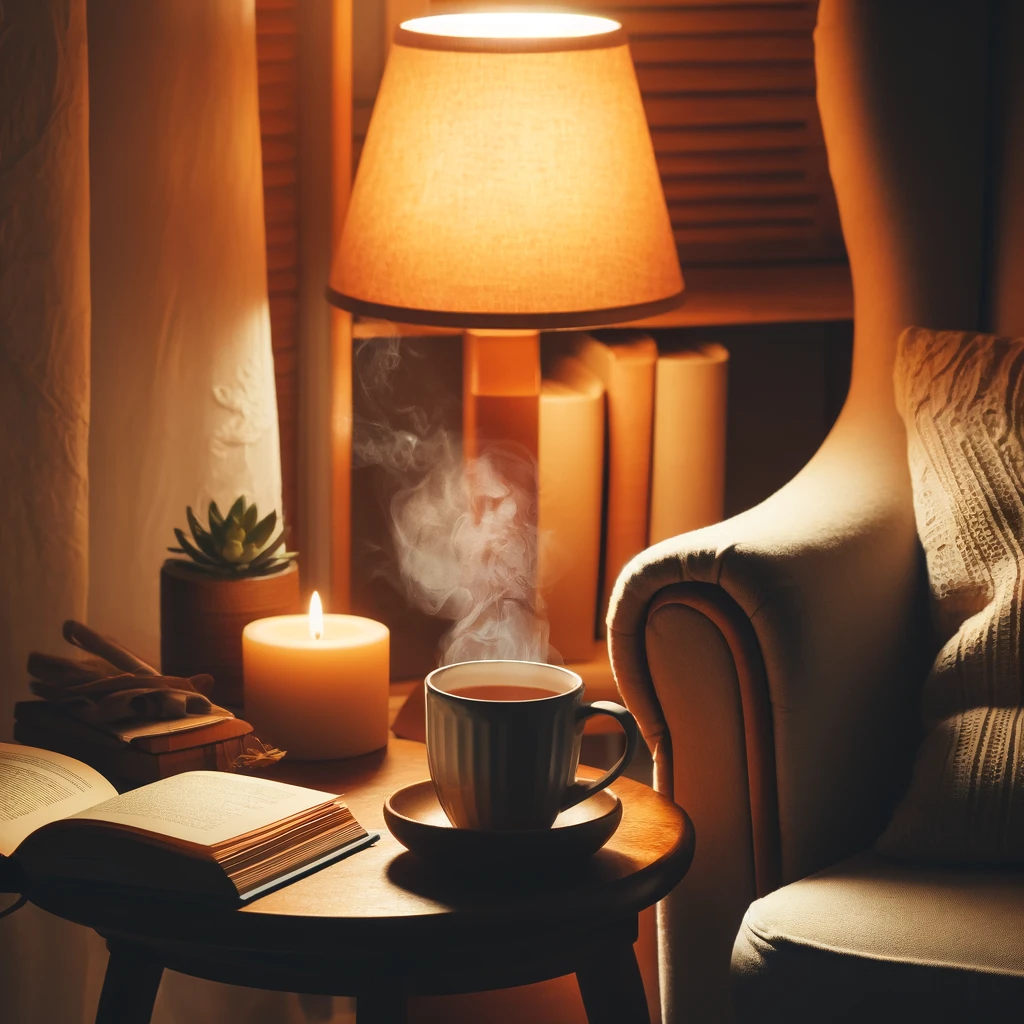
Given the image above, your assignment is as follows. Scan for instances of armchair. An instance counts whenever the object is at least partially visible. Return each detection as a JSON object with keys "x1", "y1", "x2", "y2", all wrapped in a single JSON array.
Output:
[{"x1": 608, "y1": 2, "x2": 1024, "y2": 1021}]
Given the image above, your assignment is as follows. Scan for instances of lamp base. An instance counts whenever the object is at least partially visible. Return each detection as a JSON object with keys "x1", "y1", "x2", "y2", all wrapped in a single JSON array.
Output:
[{"x1": 463, "y1": 329, "x2": 540, "y2": 462}]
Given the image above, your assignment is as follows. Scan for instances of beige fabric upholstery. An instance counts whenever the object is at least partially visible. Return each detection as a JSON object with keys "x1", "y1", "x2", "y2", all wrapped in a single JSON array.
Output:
[
  {"x1": 732, "y1": 852, "x2": 1024, "y2": 1022},
  {"x1": 607, "y1": 1, "x2": 1024, "y2": 1020},
  {"x1": 879, "y1": 328, "x2": 1024, "y2": 862},
  {"x1": 643, "y1": 589, "x2": 768, "y2": 1023}
]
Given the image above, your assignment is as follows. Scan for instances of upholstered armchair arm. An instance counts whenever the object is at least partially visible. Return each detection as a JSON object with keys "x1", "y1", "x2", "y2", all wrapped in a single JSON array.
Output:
[
  {"x1": 607, "y1": 414, "x2": 930, "y2": 1023},
  {"x1": 609, "y1": 413, "x2": 930, "y2": 888}
]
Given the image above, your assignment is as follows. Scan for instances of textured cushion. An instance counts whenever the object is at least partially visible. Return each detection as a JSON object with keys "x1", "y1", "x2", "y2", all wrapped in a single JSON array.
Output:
[
  {"x1": 732, "y1": 851, "x2": 1024, "y2": 1023},
  {"x1": 878, "y1": 327, "x2": 1024, "y2": 863}
]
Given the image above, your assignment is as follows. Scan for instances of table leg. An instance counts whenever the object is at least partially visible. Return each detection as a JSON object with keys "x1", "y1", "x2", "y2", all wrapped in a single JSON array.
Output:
[
  {"x1": 95, "y1": 940, "x2": 164, "y2": 1024},
  {"x1": 576, "y1": 937, "x2": 650, "y2": 1024},
  {"x1": 357, "y1": 991, "x2": 407, "y2": 1024}
]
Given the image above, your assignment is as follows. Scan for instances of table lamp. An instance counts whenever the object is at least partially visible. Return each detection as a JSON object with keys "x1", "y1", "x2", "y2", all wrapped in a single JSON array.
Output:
[{"x1": 327, "y1": 10, "x2": 683, "y2": 461}]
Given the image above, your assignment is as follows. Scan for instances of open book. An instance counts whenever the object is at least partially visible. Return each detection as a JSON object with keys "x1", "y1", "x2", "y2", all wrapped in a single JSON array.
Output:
[{"x1": 0, "y1": 742, "x2": 377, "y2": 904}]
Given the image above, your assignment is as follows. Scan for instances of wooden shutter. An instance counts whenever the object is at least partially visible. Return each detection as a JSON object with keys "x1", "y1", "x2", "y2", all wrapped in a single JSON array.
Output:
[
  {"x1": 430, "y1": 0, "x2": 843, "y2": 268},
  {"x1": 255, "y1": 0, "x2": 300, "y2": 536}
]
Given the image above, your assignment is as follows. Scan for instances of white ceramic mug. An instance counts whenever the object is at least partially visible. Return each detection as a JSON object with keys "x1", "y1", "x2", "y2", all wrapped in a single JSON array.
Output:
[{"x1": 425, "y1": 660, "x2": 639, "y2": 831}]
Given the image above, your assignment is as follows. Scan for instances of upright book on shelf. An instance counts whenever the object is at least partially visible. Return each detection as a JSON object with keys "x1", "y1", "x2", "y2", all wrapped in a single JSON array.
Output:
[
  {"x1": 0, "y1": 742, "x2": 377, "y2": 904},
  {"x1": 551, "y1": 332, "x2": 658, "y2": 636},
  {"x1": 649, "y1": 343, "x2": 729, "y2": 544},
  {"x1": 538, "y1": 354, "x2": 605, "y2": 662}
]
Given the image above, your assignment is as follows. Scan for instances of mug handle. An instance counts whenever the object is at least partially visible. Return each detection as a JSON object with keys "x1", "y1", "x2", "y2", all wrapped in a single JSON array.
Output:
[{"x1": 560, "y1": 700, "x2": 640, "y2": 811}]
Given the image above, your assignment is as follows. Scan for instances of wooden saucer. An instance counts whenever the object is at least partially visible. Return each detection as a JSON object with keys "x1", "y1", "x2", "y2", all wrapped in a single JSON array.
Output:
[{"x1": 383, "y1": 779, "x2": 622, "y2": 871}]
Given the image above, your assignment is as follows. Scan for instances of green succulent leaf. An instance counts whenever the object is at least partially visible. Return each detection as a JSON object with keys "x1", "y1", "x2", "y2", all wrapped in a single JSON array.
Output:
[
  {"x1": 245, "y1": 510, "x2": 277, "y2": 551},
  {"x1": 242, "y1": 502, "x2": 258, "y2": 533},
  {"x1": 247, "y1": 558, "x2": 292, "y2": 576},
  {"x1": 172, "y1": 496, "x2": 295, "y2": 577},
  {"x1": 207, "y1": 501, "x2": 226, "y2": 546},
  {"x1": 185, "y1": 505, "x2": 202, "y2": 541},
  {"x1": 227, "y1": 495, "x2": 246, "y2": 524},
  {"x1": 222, "y1": 537, "x2": 247, "y2": 563},
  {"x1": 173, "y1": 528, "x2": 217, "y2": 566},
  {"x1": 247, "y1": 531, "x2": 286, "y2": 566},
  {"x1": 186, "y1": 507, "x2": 223, "y2": 562}
]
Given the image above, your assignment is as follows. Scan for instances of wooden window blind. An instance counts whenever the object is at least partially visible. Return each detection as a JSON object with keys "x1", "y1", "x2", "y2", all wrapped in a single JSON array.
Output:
[
  {"x1": 255, "y1": 0, "x2": 301, "y2": 536},
  {"x1": 352, "y1": 2, "x2": 388, "y2": 179},
  {"x1": 423, "y1": 0, "x2": 844, "y2": 268}
]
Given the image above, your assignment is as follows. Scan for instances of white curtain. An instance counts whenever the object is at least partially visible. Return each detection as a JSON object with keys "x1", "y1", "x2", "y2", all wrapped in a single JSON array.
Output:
[
  {"x1": 0, "y1": 1, "x2": 90, "y2": 756},
  {"x1": 0, "y1": 3, "x2": 107, "y2": 1022},
  {"x1": 0, "y1": 1, "x2": 344, "y2": 1021},
  {"x1": 87, "y1": 0, "x2": 282, "y2": 662}
]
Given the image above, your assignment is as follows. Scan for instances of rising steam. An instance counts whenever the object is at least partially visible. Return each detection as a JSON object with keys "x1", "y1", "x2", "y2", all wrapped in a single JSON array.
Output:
[{"x1": 353, "y1": 329, "x2": 551, "y2": 665}]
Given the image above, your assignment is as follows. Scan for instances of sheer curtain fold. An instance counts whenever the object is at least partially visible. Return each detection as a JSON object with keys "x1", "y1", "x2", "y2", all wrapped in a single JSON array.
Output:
[
  {"x1": 87, "y1": 0, "x2": 283, "y2": 663},
  {"x1": 0, "y1": 3, "x2": 106, "y2": 1023}
]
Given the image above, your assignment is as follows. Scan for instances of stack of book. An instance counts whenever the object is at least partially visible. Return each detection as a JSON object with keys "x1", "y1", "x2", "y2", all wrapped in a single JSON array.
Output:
[
  {"x1": 540, "y1": 333, "x2": 729, "y2": 659},
  {"x1": 13, "y1": 701, "x2": 255, "y2": 790}
]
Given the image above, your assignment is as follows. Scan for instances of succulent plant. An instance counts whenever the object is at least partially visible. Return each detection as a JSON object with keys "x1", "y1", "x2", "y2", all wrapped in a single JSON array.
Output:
[{"x1": 167, "y1": 496, "x2": 296, "y2": 577}]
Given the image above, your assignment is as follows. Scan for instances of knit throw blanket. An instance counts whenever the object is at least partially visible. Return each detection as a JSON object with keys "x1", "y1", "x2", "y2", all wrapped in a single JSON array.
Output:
[{"x1": 878, "y1": 327, "x2": 1024, "y2": 863}]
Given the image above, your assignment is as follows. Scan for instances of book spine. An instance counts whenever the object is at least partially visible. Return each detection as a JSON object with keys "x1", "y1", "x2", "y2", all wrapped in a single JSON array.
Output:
[
  {"x1": 563, "y1": 334, "x2": 658, "y2": 637},
  {"x1": 649, "y1": 344, "x2": 729, "y2": 544},
  {"x1": 538, "y1": 357, "x2": 605, "y2": 662},
  {"x1": 12, "y1": 722, "x2": 248, "y2": 789}
]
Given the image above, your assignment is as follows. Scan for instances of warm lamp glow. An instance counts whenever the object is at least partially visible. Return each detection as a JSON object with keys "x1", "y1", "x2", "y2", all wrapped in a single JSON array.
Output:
[
  {"x1": 328, "y1": 10, "x2": 682, "y2": 329},
  {"x1": 400, "y1": 13, "x2": 620, "y2": 39},
  {"x1": 309, "y1": 591, "x2": 323, "y2": 641}
]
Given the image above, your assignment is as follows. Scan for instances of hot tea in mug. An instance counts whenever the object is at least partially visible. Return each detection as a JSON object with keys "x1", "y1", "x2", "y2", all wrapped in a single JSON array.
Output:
[{"x1": 425, "y1": 660, "x2": 639, "y2": 831}]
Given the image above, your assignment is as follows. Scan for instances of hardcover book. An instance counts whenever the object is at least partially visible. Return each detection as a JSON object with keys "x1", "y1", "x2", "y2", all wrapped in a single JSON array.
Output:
[
  {"x1": 538, "y1": 354, "x2": 605, "y2": 661},
  {"x1": 649, "y1": 343, "x2": 729, "y2": 544},
  {"x1": 0, "y1": 742, "x2": 377, "y2": 904},
  {"x1": 550, "y1": 332, "x2": 658, "y2": 636},
  {"x1": 13, "y1": 700, "x2": 255, "y2": 787}
]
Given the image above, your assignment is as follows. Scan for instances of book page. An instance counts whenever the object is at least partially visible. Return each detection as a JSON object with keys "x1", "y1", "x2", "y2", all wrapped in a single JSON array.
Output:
[
  {"x1": 0, "y1": 742, "x2": 117, "y2": 857},
  {"x1": 68, "y1": 771, "x2": 338, "y2": 847}
]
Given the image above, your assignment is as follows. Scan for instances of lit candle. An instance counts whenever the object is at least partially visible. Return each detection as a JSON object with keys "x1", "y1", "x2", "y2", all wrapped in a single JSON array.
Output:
[{"x1": 242, "y1": 593, "x2": 390, "y2": 760}]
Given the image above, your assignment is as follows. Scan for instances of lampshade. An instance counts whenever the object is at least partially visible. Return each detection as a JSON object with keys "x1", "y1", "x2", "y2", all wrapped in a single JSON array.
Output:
[{"x1": 328, "y1": 11, "x2": 684, "y2": 329}]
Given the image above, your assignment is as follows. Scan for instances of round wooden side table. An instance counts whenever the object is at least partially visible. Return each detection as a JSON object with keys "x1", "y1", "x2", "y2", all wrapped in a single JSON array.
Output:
[{"x1": 27, "y1": 738, "x2": 694, "y2": 1024}]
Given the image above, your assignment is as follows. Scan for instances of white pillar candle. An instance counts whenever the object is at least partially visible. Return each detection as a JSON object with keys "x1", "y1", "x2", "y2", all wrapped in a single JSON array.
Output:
[{"x1": 242, "y1": 593, "x2": 389, "y2": 760}]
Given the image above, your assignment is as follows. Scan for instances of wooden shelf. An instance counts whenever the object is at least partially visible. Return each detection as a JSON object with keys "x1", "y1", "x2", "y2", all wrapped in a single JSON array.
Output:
[
  {"x1": 626, "y1": 263, "x2": 853, "y2": 329},
  {"x1": 352, "y1": 262, "x2": 853, "y2": 339}
]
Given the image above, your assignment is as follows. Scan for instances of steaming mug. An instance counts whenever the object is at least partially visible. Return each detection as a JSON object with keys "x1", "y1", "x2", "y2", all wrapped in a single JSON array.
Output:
[{"x1": 425, "y1": 660, "x2": 639, "y2": 831}]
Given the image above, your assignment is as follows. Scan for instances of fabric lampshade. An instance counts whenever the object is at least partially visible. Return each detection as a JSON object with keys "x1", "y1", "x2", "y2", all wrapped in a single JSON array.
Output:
[{"x1": 328, "y1": 12, "x2": 684, "y2": 329}]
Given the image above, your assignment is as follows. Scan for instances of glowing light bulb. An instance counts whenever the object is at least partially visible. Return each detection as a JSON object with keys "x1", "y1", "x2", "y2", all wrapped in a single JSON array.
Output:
[{"x1": 309, "y1": 591, "x2": 324, "y2": 641}]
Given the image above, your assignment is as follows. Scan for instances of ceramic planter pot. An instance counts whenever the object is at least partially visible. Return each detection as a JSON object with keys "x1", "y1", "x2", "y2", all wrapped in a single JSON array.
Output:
[{"x1": 160, "y1": 560, "x2": 301, "y2": 712}]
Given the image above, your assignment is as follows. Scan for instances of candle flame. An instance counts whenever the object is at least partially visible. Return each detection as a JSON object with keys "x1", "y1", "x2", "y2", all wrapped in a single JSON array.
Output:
[{"x1": 309, "y1": 591, "x2": 324, "y2": 641}]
